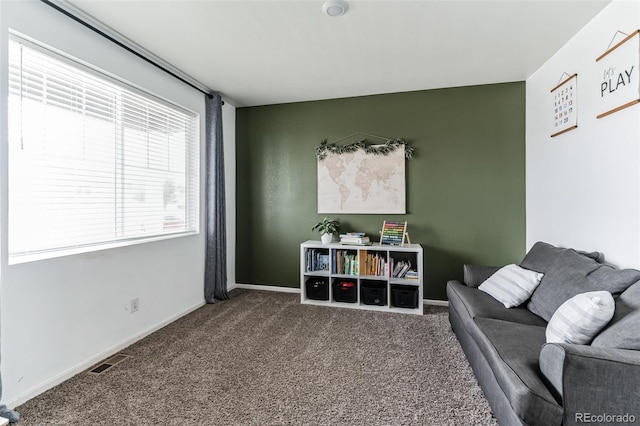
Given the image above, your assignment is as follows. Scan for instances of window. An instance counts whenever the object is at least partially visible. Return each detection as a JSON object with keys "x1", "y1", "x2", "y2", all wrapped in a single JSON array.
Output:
[{"x1": 7, "y1": 35, "x2": 199, "y2": 263}]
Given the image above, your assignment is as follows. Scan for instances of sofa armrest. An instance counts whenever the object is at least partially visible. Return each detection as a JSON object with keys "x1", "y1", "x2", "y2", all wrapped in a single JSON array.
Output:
[
  {"x1": 462, "y1": 264, "x2": 500, "y2": 288},
  {"x1": 540, "y1": 343, "x2": 640, "y2": 426}
]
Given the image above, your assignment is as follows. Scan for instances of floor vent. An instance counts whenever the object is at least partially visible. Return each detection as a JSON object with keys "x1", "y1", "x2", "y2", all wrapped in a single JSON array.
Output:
[{"x1": 88, "y1": 354, "x2": 131, "y2": 375}]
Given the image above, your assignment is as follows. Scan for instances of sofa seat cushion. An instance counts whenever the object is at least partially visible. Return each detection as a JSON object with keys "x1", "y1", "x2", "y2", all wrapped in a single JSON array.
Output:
[
  {"x1": 447, "y1": 281, "x2": 548, "y2": 331},
  {"x1": 471, "y1": 317, "x2": 563, "y2": 426},
  {"x1": 527, "y1": 248, "x2": 640, "y2": 322}
]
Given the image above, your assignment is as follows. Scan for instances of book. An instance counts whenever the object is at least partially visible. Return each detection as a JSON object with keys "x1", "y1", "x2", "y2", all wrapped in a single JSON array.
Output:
[
  {"x1": 404, "y1": 270, "x2": 418, "y2": 279},
  {"x1": 392, "y1": 261, "x2": 404, "y2": 277},
  {"x1": 398, "y1": 261, "x2": 412, "y2": 278},
  {"x1": 307, "y1": 249, "x2": 330, "y2": 272},
  {"x1": 340, "y1": 233, "x2": 370, "y2": 244},
  {"x1": 340, "y1": 236, "x2": 370, "y2": 244},
  {"x1": 391, "y1": 260, "x2": 412, "y2": 278},
  {"x1": 317, "y1": 254, "x2": 329, "y2": 271},
  {"x1": 358, "y1": 251, "x2": 387, "y2": 276},
  {"x1": 339, "y1": 241, "x2": 372, "y2": 246},
  {"x1": 340, "y1": 232, "x2": 366, "y2": 237}
]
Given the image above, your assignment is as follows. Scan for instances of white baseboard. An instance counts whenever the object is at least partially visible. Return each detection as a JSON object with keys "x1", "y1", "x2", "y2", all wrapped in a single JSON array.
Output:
[
  {"x1": 229, "y1": 283, "x2": 301, "y2": 294},
  {"x1": 424, "y1": 299, "x2": 449, "y2": 307},
  {"x1": 5, "y1": 300, "x2": 206, "y2": 409}
]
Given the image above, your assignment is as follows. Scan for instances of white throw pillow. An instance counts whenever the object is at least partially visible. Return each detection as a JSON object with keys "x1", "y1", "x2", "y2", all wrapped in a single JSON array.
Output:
[
  {"x1": 546, "y1": 291, "x2": 615, "y2": 345},
  {"x1": 478, "y1": 264, "x2": 544, "y2": 308}
]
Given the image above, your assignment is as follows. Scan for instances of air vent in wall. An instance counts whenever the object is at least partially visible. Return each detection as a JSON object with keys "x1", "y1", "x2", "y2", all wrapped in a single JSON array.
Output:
[{"x1": 88, "y1": 354, "x2": 131, "y2": 375}]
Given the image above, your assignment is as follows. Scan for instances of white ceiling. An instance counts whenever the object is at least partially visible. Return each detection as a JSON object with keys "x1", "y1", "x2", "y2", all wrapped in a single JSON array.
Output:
[{"x1": 68, "y1": 0, "x2": 611, "y2": 107}]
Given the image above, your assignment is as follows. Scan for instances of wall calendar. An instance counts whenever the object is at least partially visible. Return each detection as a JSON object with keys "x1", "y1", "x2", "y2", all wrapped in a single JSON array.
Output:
[{"x1": 551, "y1": 73, "x2": 578, "y2": 138}]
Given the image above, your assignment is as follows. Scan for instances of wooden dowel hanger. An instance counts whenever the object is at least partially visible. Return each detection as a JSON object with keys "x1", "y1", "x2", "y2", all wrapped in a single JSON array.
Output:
[{"x1": 330, "y1": 131, "x2": 396, "y2": 145}]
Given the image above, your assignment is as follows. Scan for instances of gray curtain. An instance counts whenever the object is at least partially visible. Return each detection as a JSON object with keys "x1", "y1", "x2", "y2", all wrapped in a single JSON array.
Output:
[{"x1": 204, "y1": 93, "x2": 229, "y2": 303}]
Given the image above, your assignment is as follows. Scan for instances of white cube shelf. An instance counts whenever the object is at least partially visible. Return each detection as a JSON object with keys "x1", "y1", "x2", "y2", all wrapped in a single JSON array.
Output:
[{"x1": 300, "y1": 240, "x2": 424, "y2": 315}]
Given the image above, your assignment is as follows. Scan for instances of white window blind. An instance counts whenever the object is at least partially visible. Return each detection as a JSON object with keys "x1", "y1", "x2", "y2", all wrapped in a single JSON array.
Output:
[{"x1": 7, "y1": 35, "x2": 199, "y2": 262}]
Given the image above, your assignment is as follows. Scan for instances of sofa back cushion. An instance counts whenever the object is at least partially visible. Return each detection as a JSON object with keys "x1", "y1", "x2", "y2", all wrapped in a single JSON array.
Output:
[
  {"x1": 520, "y1": 241, "x2": 603, "y2": 273},
  {"x1": 592, "y1": 280, "x2": 640, "y2": 350},
  {"x1": 520, "y1": 242, "x2": 566, "y2": 273},
  {"x1": 526, "y1": 248, "x2": 640, "y2": 322}
]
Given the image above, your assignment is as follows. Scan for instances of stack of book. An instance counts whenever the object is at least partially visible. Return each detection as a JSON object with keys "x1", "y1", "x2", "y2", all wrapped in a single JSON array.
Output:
[
  {"x1": 306, "y1": 249, "x2": 329, "y2": 272},
  {"x1": 404, "y1": 270, "x2": 418, "y2": 280},
  {"x1": 391, "y1": 260, "x2": 417, "y2": 279},
  {"x1": 360, "y1": 251, "x2": 388, "y2": 277},
  {"x1": 333, "y1": 250, "x2": 359, "y2": 275},
  {"x1": 339, "y1": 232, "x2": 371, "y2": 245}
]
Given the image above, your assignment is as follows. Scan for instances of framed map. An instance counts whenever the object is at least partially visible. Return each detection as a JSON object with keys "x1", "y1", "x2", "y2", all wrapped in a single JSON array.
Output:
[{"x1": 317, "y1": 145, "x2": 406, "y2": 214}]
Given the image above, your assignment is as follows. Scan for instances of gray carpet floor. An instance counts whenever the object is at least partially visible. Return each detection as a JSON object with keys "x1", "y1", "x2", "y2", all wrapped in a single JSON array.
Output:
[{"x1": 16, "y1": 289, "x2": 496, "y2": 425}]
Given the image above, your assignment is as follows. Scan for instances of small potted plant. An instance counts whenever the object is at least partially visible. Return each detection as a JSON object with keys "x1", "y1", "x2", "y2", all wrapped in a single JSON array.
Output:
[{"x1": 312, "y1": 217, "x2": 340, "y2": 244}]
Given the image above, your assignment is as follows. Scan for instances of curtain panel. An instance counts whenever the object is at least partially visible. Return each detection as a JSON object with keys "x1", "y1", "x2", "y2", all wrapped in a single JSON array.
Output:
[{"x1": 204, "y1": 94, "x2": 229, "y2": 303}]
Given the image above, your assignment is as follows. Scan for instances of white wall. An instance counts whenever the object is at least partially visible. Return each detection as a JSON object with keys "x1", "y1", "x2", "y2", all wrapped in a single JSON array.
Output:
[
  {"x1": 0, "y1": 0, "x2": 236, "y2": 407},
  {"x1": 526, "y1": 0, "x2": 640, "y2": 268}
]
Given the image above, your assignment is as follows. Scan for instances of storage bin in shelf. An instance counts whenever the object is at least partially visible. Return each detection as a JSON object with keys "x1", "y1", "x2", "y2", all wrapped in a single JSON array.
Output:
[
  {"x1": 390, "y1": 284, "x2": 419, "y2": 309},
  {"x1": 300, "y1": 240, "x2": 424, "y2": 315},
  {"x1": 360, "y1": 279, "x2": 387, "y2": 306},
  {"x1": 305, "y1": 277, "x2": 329, "y2": 301},
  {"x1": 332, "y1": 278, "x2": 357, "y2": 303}
]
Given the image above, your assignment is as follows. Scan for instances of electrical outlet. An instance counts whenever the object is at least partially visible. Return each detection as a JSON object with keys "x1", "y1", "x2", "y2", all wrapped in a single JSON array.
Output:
[{"x1": 131, "y1": 298, "x2": 139, "y2": 313}]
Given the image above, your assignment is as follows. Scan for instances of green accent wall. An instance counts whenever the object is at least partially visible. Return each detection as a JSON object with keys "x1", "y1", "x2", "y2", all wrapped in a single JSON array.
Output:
[{"x1": 236, "y1": 82, "x2": 525, "y2": 300}]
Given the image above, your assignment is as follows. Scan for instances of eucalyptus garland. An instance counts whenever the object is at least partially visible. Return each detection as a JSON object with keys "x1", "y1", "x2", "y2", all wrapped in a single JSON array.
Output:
[{"x1": 316, "y1": 138, "x2": 414, "y2": 161}]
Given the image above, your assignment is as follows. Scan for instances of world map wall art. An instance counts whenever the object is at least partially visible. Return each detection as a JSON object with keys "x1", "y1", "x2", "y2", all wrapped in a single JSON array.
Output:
[{"x1": 316, "y1": 137, "x2": 413, "y2": 214}]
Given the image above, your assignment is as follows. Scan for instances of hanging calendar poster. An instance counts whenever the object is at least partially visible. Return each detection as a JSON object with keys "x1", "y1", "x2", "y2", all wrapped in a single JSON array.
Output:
[{"x1": 551, "y1": 73, "x2": 578, "y2": 138}]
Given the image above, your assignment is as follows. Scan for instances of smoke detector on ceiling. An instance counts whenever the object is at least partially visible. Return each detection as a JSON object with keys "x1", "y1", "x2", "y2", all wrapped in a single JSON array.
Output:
[{"x1": 323, "y1": 0, "x2": 348, "y2": 17}]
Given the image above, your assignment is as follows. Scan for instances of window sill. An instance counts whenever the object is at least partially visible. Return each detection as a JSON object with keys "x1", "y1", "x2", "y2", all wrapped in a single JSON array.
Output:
[{"x1": 8, "y1": 231, "x2": 199, "y2": 265}]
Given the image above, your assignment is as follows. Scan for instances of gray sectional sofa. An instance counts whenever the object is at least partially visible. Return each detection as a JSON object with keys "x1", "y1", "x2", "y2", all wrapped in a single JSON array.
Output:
[{"x1": 447, "y1": 242, "x2": 640, "y2": 426}]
